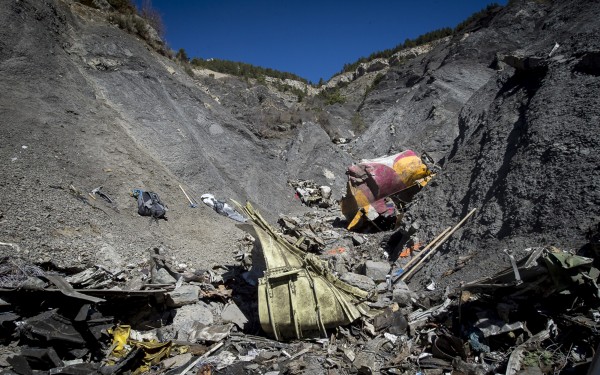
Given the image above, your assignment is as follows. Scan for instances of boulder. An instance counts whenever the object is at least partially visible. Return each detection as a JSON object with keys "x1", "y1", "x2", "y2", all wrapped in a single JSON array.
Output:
[
  {"x1": 171, "y1": 302, "x2": 214, "y2": 341},
  {"x1": 221, "y1": 302, "x2": 249, "y2": 329},
  {"x1": 363, "y1": 260, "x2": 390, "y2": 283},
  {"x1": 166, "y1": 285, "x2": 200, "y2": 307},
  {"x1": 340, "y1": 272, "x2": 376, "y2": 292},
  {"x1": 392, "y1": 280, "x2": 416, "y2": 307}
]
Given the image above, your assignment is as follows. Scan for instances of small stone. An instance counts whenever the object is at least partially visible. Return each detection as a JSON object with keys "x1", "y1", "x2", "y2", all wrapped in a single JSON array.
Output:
[
  {"x1": 162, "y1": 353, "x2": 192, "y2": 370},
  {"x1": 376, "y1": 282, "x2": 388, "y2": 293},
  {"x1": 171, "y1": 302, "x2": 214, "y2": 341},
  {"x1": 392, "y1": 281, "x2": 415, "y2": 307},
  {"x1": 166, "y1": 285, "x2": 200, "y2": 307},
  {"x1": 363, "y1": 260, "x2": 390, "y2": 282},
  {"x1": 154, "y1": 268, "x2": 177, "y2": 284},
  {"x1": 221, "y1": 302, "x2": 249, "y2": 329},
  {"x1": 257, "y1": 351, "x2": 279, "y2": 361},
  {"x1": 20, "y1": 277, "x2": 46, "y2": 290},
  {"x1": 340, "y1": 272, "x2": 376, "y2": 292},
  {"x1": 351, "y1": 234, "x2": 366, "y2": 246},
  {"x1": 371, "y1": 294, "x2": 393, "y2": 309}
]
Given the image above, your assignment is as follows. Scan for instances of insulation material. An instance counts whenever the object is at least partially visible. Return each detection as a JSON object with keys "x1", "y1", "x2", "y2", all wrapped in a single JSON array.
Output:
[{"x1": 341, "y1": 150, "x2": 432, "y2": 230}]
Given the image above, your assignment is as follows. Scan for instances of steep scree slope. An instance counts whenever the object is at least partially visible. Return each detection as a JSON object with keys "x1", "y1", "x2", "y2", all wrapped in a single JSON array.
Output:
[
  {"x1": 0, "y1": 0, "x2": 351, "y2": 268},
  {"x1": 387, "y1": 0, "x2": 600, "y2": 289}
]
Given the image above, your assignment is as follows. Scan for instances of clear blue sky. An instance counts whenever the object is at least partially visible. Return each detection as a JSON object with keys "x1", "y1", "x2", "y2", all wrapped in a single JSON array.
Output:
[{"x1": 137, "y1": 0, "x2": 506, "y2": 83}]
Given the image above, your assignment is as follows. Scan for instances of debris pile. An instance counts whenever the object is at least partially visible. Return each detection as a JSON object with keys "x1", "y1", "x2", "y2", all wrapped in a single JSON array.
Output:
[
  {"x1": 0, "y1": 209, "x2": 599, "y2": 374},
  {"x1": 0, "y1": 248, "x2": 243, "y2": 375},
  {"x1": 288, "y1": 179, "x2": 333, "y2": 208},
  {"x1": 1, "y1": 155, "x2": 598, "y2": 374},
  {"x1": 277, "y1": 214, "x2": 327, "y2": 253},
  {"x1": 454, "y1": 246, "x2": 600, "y2": 374},
  {"x1": 274, "y1": 207, "x2": 379, "y2": 276}
]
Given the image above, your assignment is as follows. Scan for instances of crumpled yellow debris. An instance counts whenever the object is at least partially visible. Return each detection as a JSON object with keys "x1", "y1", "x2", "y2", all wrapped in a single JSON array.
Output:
[
  {"x1": 106, "y1": 324, "x2": 188, "y2": 374},
  {"x1": 107, "y1": 325, "x2": 131, "y2": 355},
  {"x1": 236, "y1": 201, "x2": 373, "y2": 341}
]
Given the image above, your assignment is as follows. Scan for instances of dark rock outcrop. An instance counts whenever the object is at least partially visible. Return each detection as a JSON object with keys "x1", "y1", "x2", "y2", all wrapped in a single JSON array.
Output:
[{"x1": 388, "y1": 0, "x2": 600, "y2": 289}]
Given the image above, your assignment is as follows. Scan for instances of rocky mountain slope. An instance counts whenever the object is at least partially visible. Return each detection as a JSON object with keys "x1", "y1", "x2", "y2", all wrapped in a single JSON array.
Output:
[
  {"x1": 0, "y1": 0, "x2": 598, "y2": 291},
  {"x1": 385, "y1": 0, "x2": 600, "y2": 289},
  {"x1": 0, "y1": 0, "x2": 351, "y2": 269}
]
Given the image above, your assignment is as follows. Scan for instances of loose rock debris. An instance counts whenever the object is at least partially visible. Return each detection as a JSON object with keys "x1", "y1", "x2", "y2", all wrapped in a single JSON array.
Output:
[
  {"x1": 2, "y1": 167, "x2": 599, "y2": 374},
  {"x1": 288, "y1": 180, "x2": 333, "y2": 208},
  {"x1": 0, "y1": 204, "x2": 598, "y2": 374}
]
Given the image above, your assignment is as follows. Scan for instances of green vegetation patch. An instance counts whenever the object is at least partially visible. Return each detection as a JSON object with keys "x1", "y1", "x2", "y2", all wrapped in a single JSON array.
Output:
[
  {"x1": 351, "y1": 113, "x2": 366, "y2": 133},
  {"x1": 190, "y1": 58, "x2": 308, "y2": 84},
  {"x1": 318, "y1": 88, "x2": 346, "y2": 105},
  {"x1": 338, "y1": 3, "x2": 502, "y2": 76}
]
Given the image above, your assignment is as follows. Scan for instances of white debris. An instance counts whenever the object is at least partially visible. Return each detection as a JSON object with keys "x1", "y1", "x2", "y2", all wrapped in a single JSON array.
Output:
[
  {"x1": 426, "y1": 280, "x2": 436, "y2": 291},
  {"x1": 548, "y1": 42, "x2": 560, "y2": 57},
  {"x1": 384, "y1": 332, "x2": 398, "y2": 344}
]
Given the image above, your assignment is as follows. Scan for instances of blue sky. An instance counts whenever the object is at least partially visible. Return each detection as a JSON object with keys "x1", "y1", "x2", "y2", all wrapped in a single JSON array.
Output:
[{"x1": 137, "y1": 0, "x2": 506, "y2": 83}]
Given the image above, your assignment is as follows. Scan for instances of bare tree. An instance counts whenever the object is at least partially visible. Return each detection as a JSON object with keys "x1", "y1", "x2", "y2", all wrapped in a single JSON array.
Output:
[{"x1": 140, "y1": 0, "x2": 164, "y2": 37}]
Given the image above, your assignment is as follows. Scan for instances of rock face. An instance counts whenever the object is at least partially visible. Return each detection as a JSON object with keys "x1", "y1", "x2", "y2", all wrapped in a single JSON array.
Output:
[
  {"x1": 355, "y1": 58, "x2": 389, "y2": 78},
  {"x1": 388, "y1": 0, "x2": 600, "y2": 288},
  {"x1": 312, "y1": 0, "x2": 599, "y2": 289}
]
